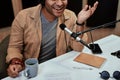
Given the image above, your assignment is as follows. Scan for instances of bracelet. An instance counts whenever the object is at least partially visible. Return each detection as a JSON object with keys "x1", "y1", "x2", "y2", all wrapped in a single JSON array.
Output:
[
  {"x1": 76, "y1": 21, "x2": 85, "y2": 26},
  {"x1": 9, "y1": 58, "x2": 24, "y2": 67}
]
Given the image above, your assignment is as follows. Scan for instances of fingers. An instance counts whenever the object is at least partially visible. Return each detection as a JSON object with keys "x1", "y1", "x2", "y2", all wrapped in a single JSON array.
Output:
[
  {"x1": 7, "y1": 67, "x2": 19, "y2": 78},
  {"x1": 7, "y1": 64, "x2": 22, "y2": 78},
  {"x1": 88, "y1": 5, "x2": 92, "y2": 15},
  {"x1": 82, "y1": 5, "x2": 89, "y2": 11},
  {"x1": 89, "y1": 1, "x2": 99, "y2": 15},
  {"x1": 94, "y1": 1, "x2": 99, "y2": 8},
  {"x1": 77, "y1": 1, "x2": 99, "y2": 22},
  {"x1": 92, "y1": 1, "x2": 99, "y2": 10},
  {"x1": 83, "y1": 1, "x2": 98, "y2": 10}
]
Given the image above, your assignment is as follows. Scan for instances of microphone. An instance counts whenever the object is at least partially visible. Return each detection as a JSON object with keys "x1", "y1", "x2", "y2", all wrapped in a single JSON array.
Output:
[
  {"x1": 60, "y1": 24, "x2": 91, "y2": 50},
  {"x1": 111, "y1": 50, "x2": 120, "y2": 58}
]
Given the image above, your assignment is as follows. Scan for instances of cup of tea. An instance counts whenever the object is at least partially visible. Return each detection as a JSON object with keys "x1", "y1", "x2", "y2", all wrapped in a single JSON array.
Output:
[{"x1": 24, "y1": 58, "x2": 38, "y2": 78}]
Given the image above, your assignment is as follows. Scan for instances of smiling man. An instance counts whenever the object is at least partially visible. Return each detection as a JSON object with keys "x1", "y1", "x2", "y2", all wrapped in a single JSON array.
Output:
[{"x1": 6, "y1": 0, "x2": 98, "y2": 78}]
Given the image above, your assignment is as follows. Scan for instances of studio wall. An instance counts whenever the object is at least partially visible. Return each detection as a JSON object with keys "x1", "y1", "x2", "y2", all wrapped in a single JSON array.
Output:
[
  {"x1": 86, "y1": 0, "x2": 118, "y2": 28},
  {"x1": 0, "y1": 0, "x2": 14, "y2": 28},
  {"x1": 0, "y1": 0, "x2": 118, "y2": 28}
]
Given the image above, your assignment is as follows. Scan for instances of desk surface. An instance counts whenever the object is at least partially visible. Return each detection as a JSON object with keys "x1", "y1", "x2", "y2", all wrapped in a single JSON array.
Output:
[{"x1": 2, "y1": 34, "x2": 120, "y2": 80}]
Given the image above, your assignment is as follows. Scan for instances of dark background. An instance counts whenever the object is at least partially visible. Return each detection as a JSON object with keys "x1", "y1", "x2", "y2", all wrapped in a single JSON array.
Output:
[
  {"x1": 67, "y1": 0, "x2": 82, "y2": 15},
  {"x1": 0, "y1": 0, "x2": 14, "y2": 28},
  {"x1": 0, "y1": 0, "x2": 118, "y2": 28},
  {"x1": 86, "y1": 0, "x2": 118, "y2": 28}
]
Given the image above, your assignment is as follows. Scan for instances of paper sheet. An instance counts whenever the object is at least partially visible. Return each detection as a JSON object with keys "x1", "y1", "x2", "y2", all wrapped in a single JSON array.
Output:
[{"x1": 45, "y1": 72, "x2": 72, "y2": 80}]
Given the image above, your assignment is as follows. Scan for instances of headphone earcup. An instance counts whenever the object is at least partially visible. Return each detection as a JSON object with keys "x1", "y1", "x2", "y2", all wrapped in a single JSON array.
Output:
[
  {"x1": 99, "y1": 71, "x2": 110, "y2": 80},
  {"x1": 113, "y1": 71, "x2": 120, "y2": 79}
]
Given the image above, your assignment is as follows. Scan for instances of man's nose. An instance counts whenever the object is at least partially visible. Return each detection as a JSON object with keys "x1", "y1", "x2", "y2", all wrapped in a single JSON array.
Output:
[{"x1": 56, "y1": 0, "x2": 63, "y2": 5}]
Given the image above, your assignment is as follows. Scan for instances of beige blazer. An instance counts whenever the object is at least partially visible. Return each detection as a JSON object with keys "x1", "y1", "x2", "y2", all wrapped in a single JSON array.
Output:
[{"x1": 6, "y1": 4, "x2": 88, "y2": 63}]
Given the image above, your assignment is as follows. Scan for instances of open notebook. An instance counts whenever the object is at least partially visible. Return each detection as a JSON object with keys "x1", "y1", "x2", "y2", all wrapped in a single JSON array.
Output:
[{"x1": 74, "y1": 53, "x2": 106, "y2": 68}]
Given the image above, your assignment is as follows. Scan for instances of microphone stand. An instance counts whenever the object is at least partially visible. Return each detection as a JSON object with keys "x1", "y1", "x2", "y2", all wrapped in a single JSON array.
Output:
[
  {"x1": 71, "y1": 32, "x2": 91, "y2": 50},
  {"x1": 77, "y1": 19, "x2": 120, "y2": 54},
  {"x1": 77, "y1": 19, "x2": 120, "y2": 35}
]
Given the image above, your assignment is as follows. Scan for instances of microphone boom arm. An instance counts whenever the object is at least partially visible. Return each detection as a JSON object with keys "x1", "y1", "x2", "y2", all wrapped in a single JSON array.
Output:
[
  {"x1": 59, "y1": 20, "x2": 120, "y2": 54},
  {"x1": 76, "y1": 19, "x2": 120, "y2": 53},
  {"x1": 77, "y1": 19, "x2": 120, "y2": 36},
  {"x1": 71, "y1": 32, "x2": 91, "y2": 50}
]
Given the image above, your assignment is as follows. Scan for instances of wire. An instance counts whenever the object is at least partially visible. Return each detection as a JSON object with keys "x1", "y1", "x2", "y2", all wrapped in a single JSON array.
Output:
[{"x1": 89, "y1": 31, "x2": 94, "y2": 44}]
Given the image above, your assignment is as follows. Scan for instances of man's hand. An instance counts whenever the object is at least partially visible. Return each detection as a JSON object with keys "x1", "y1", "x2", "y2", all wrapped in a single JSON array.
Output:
[
  {"x1": 77, "y1": 1, "x2": 99, "y2": 24},
  {"x1": 7, "y1": 64, "x2": 23, "y2": 78}
]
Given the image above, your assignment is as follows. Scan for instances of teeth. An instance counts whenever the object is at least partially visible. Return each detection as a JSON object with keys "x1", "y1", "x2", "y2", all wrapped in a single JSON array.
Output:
[
  {"x1": 56, "y1": 9, "x2": 61, "y2": 10},
  {"x1": 55, "y1": 8, "x2": 62, "y2": 10},
  {"x1": 54, "y1": 6, "x2": 63, "y2": 10}
]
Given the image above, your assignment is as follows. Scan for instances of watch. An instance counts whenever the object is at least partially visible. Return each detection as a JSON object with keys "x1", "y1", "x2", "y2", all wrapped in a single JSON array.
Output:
[{"x1": 76, "y1": 21, "x2": 85, "y2": 26}]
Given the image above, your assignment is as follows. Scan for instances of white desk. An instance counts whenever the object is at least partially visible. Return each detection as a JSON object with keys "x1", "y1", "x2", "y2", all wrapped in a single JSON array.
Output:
[{"x1": 2, "y1": 34, "x2": 120, "y2": 80}]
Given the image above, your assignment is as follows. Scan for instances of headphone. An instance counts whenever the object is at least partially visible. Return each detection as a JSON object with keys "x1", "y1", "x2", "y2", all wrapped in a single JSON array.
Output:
[{"x1": 100, "y1": 70, "x2": 120, "y2": 80}]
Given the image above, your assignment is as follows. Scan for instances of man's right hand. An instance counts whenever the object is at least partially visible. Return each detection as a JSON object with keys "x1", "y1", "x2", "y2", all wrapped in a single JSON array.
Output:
[{"x1": 7, "y1": 64, "x2": 23, "y2": 78}]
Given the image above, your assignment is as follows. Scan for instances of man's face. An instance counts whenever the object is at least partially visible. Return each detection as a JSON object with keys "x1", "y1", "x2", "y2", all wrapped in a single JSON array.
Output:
[{"x1": 44, "y1": 0, "x2": 68, "y2": 17}]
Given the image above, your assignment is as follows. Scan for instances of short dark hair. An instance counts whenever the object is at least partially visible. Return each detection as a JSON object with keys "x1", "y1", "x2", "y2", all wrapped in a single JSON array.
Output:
[{"x1": 38, "y1": 0, "x2": 45, "y2": 6}]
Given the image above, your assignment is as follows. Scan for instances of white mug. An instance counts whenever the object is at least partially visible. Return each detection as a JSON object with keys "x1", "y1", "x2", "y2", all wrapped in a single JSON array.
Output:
[{"x1": 24, "y1": 58, "x2": 38, "y2": 78}]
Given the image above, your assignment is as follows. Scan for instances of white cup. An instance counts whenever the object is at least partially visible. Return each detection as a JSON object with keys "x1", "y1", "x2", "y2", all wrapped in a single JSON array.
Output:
[{"x1": 24, "y1": 58, "x2": 38, "y2": 78}]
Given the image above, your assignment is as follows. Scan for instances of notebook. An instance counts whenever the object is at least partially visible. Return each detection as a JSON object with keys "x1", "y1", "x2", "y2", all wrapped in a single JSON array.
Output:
[{"x1": 74, "y1": 52, "x2": 106, "y2": 68}]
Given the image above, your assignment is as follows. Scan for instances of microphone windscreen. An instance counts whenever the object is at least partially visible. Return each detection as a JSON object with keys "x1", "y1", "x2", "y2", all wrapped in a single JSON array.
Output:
[{"x1": 60, "y1": 24, "x2": 66, "y2": 30}]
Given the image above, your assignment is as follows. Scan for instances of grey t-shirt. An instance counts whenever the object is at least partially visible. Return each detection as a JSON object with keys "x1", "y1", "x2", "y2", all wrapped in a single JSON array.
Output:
[{"x1": 38, "y1": 13, "x2": 58, "y2": 63}]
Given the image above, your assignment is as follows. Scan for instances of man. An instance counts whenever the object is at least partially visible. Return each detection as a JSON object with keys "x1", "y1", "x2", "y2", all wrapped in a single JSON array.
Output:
[{"x1": 6, "y1": 0, "x2": 98, "y2": 78}]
